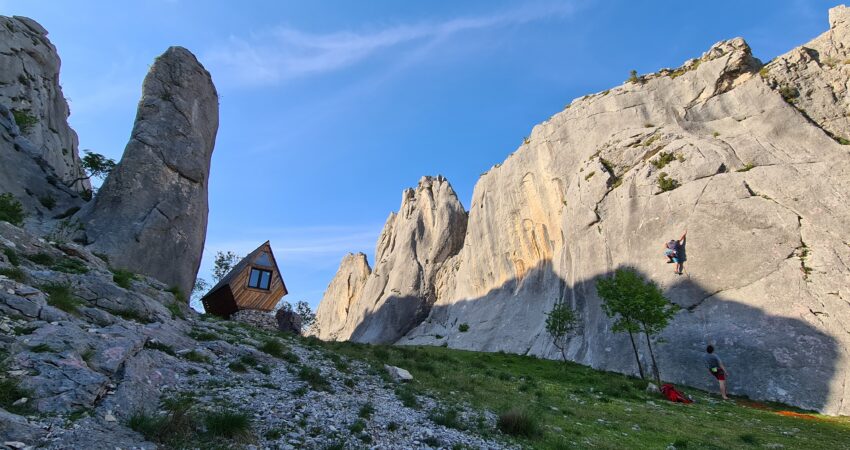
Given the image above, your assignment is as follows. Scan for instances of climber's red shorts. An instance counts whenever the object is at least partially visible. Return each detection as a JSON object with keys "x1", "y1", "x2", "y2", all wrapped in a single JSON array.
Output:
[{"x1": 710, "y1": 368, "x2": 726, "y2": 381}]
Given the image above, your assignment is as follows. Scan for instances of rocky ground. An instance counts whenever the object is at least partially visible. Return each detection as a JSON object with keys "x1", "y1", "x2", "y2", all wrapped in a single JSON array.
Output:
[{"x1": 0, "y1": 221, "x2": 510, "y2": 449}]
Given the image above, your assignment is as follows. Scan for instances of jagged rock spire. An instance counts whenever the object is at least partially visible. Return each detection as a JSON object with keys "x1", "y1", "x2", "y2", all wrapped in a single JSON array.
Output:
[{"x1": 312, "y1": 176, "x2": 468, "y2": 344}]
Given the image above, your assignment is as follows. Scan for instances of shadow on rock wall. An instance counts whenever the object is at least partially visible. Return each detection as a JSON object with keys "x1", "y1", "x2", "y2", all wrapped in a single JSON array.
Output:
[{"x1": 366, "y1": 262, "x2": 842, "y2": 414}]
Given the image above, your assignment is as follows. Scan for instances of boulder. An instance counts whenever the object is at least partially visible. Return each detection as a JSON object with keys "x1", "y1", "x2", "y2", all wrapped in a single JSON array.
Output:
[
  {"x1": 317, "y1": 8, "x2": 850, "y2": 415},
  {"x1": 384, "y1": 364, "x2": 413, "y2": 382},
  {"x1": 75, "y1": 46, "x2": 219, "y2": 296},
  {"x1": 276, "y1": 309, "x2": 302, "y2": 334},
  {"x1": 0, "y1": 16, "x2": 89, "y2": 192},
  {"x1": 0, "y1": 408, "x2": 46, "y2": 444}
]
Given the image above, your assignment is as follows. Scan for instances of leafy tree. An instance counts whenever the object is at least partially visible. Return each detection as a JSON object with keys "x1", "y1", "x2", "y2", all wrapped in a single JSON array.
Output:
[
  {"x1": 545, "y1": 300, "x2": 580, "y2": 364},
  {"x1": 596, "y1": 268, "x2": 647, "y2": 380},
  {"x1": 295, "y1": 300, "x2": 316, "y2": 331},
  {"x1": 81, "y1": 151, "x2": 117, "y2": 179},
  {"x1": 193, "y1": 278, "x2": 210, "y2": 293},
  {"x1": 189, "y1": 277, "x2": 210, "y2": 310},
  {"x1": 67, "y1": 150, "x2": 117, "y2": 189},
  {"x1": 212, "y1": 251, "x2": 240, "y2": 282},
  {"x1": 633, "y1": 280, "x2": 679, "y2": 387},
  {"x1": 596, "y1": 267, "x2": 679, "y2": 385},
  {"x1": 277, "y1": 300, "x2": 317, "y2": 334}
]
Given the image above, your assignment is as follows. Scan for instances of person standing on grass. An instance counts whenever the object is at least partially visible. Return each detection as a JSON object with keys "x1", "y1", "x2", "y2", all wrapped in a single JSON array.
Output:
[{"x1": 705, "y1": 345, "x2": 729, "y2": 399}]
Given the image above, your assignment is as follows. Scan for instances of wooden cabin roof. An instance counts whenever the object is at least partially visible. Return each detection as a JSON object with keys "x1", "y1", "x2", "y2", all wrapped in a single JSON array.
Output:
[{"x1": 201, "y1": 241, "x2": 288, "y2": 315}]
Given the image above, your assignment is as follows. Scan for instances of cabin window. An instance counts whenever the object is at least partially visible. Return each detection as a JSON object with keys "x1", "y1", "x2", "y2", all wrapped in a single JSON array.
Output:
[{"x1": 248, "y1": 268, "x2": 272, "y2": 290}]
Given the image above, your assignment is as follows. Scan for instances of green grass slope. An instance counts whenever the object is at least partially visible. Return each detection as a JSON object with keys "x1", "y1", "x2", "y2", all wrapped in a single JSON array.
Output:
[{"x1": 313, "y1": 339, "x2": 850, "y2": 449}]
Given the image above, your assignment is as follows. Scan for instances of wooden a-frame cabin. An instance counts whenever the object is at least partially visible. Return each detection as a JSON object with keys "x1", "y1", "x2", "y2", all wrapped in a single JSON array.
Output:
[{"x1": 201, "y1": 241, "x2": 288, "y2": 318}]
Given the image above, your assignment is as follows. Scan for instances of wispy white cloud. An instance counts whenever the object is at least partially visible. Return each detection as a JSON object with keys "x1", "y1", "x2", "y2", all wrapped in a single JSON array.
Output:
[{"x1": 204, "y1": 2, "x2": 577, "y2": 87}]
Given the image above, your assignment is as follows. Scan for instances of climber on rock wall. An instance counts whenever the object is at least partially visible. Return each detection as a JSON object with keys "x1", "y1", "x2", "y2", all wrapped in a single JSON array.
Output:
[{"x1": 664, "y1": 231, "x2": 687, "y2": 275}]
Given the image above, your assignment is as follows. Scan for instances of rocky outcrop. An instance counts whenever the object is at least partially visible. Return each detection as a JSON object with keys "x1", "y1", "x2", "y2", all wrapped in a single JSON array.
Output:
[
  {"x1": 311, "y1": 252, "x2": 371, "y2": 340},
  {"x1": 0, "y1": 221, "x2": 506, "y2": 450},
  {"x1": 0, "y1": 104, "x2": 84, "y2": 232},
  {"x1": 316, "y1": 176, "x2": 468, "y2": 344},
  {"x1": 0, "y1": 16, "x2": 86, "y2": 234},
  {"x1": 318, "y1": 7, "x2": 850, "y2": 415},
  {"x1": 761, "y1": 6, "x2": 850, "y2": 143},
  {"x1": 0, "y1": 16, "x2": 88, "y2": 192},
  {"x1": 75, "y1": 46, "x2": 219, "y2": 297}
]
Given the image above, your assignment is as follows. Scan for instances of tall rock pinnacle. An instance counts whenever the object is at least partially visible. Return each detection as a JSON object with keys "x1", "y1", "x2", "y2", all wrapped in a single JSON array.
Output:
[
  {"x1": 313, "y1": 176, "x2": 468, "y2": 344},
  {"x1": 76, "y1": 46, "x2": 219, "y2": 297}
]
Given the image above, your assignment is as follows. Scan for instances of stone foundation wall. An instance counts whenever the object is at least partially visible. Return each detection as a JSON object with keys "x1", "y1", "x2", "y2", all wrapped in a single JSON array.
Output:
[{"x1": 231, "y1": 309, "x2": 278, "y2": 331}]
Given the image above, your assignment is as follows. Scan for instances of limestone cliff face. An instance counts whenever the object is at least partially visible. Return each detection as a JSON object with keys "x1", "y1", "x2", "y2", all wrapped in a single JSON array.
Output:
[
  {"x1": 0, "y1": 16, "x2": 88, "y2": 192},
  {"x1": 0, "y1": 104, "x2": 83, "y2": 233},
  {"x1": 311, "y1": 252, "x2": 371, "y2": 340},
  {"x1": 76, "y1": 47, "x2": 219, "y2": 297},
  {"x1": 320, "y1": 7, "x2": 850, "y2": 414},
  {"x1": 316, "y1": 176, "x2": 468, "y2": 344}
]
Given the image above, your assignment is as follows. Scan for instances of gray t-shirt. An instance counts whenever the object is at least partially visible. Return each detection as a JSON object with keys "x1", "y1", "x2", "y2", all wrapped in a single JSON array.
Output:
[{"x1": 704, "y1": 353, "x2": 721, "y2": 370}]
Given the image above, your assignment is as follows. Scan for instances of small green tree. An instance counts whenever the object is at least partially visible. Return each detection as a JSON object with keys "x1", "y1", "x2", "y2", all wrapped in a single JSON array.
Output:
[
  {"x1": 0, "y1": 193, "x2": 25, "y2": 226},
  {"x1": 634, "y1": 281, "x2": 679, "y2": 387},
  {"x1": 596, "y1": 268, "x2": 647, "y2": 380},
  {"x1": 596, "y1": 268, "x2": 679, "y2": 385},
  {"x1": 67, "y1": 150, "x2": 117, "y2": 189},
  {"x1": 212, "y1": 251, "x2": 240, "y2": 282},
  {"x1": 545, "y1": 300, "x2": 580, "y2": 364},
  {"x1": 295, "y1": 300, "x2": 316, "y2": 331},
  {"x1": 277, "y1": 300, "x2": 317, "y2": 334},
  {"x1": 190, "y1": 277, "x2": 210, "y2": 309}
]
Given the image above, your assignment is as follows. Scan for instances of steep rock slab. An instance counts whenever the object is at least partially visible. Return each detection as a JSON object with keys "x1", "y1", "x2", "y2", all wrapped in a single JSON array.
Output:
[
  {"x1": 311, "y1": 252, "x2": 371, "y2": 340},
  {"x1": 401, "y1": 11, "x2": 850, "y2": 415},
  {"x1": 324, "y1": 176, "x2": 468, "y2": 344},
  {"x1": 762, "y1": 5, "x2": 850, "y2": 143},
  {"x1": 0, "y1": 16, "x2": 88, "y2": 192},
  {"x1": 0, "y1": 104, "x2": 84, "y2": 232},
  {"x1": 76, "y1": 47, "x2": 218, "y2": 297}
]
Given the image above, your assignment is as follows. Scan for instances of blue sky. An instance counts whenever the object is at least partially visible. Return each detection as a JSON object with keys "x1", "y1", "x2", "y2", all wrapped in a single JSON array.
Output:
[{"x1": 2, "y1": 0, "x2": 838, "y2": 309}]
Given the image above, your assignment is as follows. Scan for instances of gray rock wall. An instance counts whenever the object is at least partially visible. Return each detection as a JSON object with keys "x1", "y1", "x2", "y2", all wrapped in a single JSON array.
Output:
[
  {"x1": 311, "y1": 252, "x2": 371, "y2": 340},
  {"x1": 76, "y1": 46, "x2": 219, "y2": 297},
  {"x1": 319, "y1": 7, "x2": 850, "y2": 415},
  {"x1": 314, "y1": 176, "x2": 468, "y2": 344},
  {"x1": 0, "y1": 16, "x2": 88, "y2": 192},
  {"x1": 0, "y1": 104, "x2": 84, "y2": 233}
]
